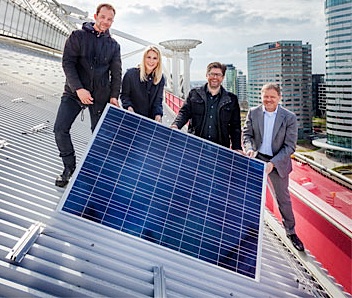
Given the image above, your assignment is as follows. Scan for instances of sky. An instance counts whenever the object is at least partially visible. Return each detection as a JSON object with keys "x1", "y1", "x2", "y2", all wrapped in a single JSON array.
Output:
[{"x1": 59, "y1": 0, "x2": 326, "y2": 81}]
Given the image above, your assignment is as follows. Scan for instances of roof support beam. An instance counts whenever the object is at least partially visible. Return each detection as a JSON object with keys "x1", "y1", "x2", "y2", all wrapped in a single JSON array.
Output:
[
  {"x1": 6, "y1": 222, "x2": 44, "y2": 263},
  {"x1": 153, "y1": 265, "x2": 167, "y2": 298}
]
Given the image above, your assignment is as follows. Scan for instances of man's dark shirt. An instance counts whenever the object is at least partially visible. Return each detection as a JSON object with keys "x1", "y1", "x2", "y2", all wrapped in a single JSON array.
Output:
[{"x1": 201, "y1": 90, "x2": 220, "y2": 143}]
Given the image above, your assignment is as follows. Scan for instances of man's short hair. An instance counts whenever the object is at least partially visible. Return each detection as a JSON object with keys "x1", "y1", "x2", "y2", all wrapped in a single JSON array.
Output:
[
  {"x1": 261, "y1": 83, "x2": 281, "y2": 96},
  {"x1": 96, "y1": 3, "x2": 116, "y2": 15},
  {"x1": 206, "y1": 62, "x2": 227, "y2": 76}
]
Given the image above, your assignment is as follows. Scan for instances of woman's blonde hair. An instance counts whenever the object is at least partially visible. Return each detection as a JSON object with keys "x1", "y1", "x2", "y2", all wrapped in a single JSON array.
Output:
[{"x1": 139, "y1": 45, "x2": 163, "y2": 84}]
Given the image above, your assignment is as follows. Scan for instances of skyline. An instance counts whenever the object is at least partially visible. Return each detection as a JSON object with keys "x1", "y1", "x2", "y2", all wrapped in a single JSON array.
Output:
[{"x1": 59, "y1": 0, "x2": 326, "y2": 81}]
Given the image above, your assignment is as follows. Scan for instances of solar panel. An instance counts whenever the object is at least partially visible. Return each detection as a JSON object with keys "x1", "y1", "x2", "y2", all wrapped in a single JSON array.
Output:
[{"x1": 58, "y1": 105, "x2": 266, "y2": 280}]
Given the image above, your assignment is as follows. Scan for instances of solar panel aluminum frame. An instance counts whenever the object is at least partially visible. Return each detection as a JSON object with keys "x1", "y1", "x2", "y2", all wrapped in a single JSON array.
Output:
[{"x1": 57, "y1": 104, "x2": 267, "y2": 281}]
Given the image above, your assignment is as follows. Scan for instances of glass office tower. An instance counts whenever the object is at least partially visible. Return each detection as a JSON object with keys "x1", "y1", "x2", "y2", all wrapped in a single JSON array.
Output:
[
  {"x1": 236, "y1": 70, "x2": 247, "y2": 104},
  {"x1": 224, "y1": 64, "x2": 236, "y2": 94},
  {"x1": 247, "y1": 41, "x2": 312, "y2": 139},
  {"x1": 325, "y1": 0, "x2": 352, "y2": 161},
  {"x1": 312, "y1": 74, "x2": 325, "y2": 118}
]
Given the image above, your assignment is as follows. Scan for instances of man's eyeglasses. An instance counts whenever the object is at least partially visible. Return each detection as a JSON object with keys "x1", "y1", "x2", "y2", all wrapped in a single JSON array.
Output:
[{"x1": 208, "y1": 72, "x2": 223, "y2": 78}]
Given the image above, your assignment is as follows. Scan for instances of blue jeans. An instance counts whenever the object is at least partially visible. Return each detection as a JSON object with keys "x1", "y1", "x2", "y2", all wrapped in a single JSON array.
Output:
[{"x1": 53, "y1": 95, "x2": 102, "y2": 168}]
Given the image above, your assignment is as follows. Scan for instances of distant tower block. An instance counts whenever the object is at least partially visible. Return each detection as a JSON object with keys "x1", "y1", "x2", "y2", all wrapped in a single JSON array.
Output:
[{"x1": 159, "y1": 39, "x2": 201, "y2": 99}]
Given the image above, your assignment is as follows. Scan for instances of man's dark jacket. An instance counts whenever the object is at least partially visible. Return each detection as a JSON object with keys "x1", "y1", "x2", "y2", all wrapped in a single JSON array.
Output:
[
  {"x1": 62, "y1": 22, "x2": 122, "y2": 114},
  {"x1": 172, "y1": 84, "x2": 242, "y2": 149}
]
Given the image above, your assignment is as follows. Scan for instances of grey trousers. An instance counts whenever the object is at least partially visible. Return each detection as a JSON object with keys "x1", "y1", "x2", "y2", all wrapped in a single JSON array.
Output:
[
  {"x1": 257, "y1": 153, "x2": 296, "y2": 234},
  {"x1": 267, "y1": 169, "x2": 296, "y2": 234}
]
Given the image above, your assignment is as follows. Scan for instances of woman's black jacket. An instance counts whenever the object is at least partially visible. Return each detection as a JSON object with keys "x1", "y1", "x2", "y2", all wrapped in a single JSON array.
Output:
[{"x1": 120, "y1": 67, "x2": 165, "y2": 119}]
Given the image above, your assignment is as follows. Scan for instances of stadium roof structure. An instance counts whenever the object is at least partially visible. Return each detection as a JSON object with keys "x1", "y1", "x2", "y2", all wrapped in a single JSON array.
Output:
[{"x1": 0, "y1": 37, "x2": 350, "y2": 298}]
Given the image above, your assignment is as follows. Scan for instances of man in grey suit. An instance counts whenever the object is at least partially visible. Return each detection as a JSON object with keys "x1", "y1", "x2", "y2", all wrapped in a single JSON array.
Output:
[{"x1": 242, "y1": 83, "x2": 304, "y2": 251}]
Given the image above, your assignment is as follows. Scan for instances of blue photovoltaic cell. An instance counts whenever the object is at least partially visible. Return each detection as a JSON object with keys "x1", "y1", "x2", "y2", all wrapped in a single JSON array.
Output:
[{"x1": 59, "y1": 105, "x2": 266, "y2": 280}]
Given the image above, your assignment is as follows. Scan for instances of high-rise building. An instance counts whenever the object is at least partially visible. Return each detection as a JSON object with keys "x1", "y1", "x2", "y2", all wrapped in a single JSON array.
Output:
[
  {"x1": 223, "y1": 64, "x2": 236, "y2": 94},
  {"x1": 247, "y1": 41, "x2": 313, "y2": 139},
  {"x1": 318, "y1": 82, "x2": 327, "y2": 118},
  {"x1": 324, "y1": 0, "x2": 352, "y2": 161},
  {"x1": 312, "y1": 74, "x2": 325, "y2": 117},
  {"x1": 236, "y1": 70, "x2": 247, "y2": 104}
]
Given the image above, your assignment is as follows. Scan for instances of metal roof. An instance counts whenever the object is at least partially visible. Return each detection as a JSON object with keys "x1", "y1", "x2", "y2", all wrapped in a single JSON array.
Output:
[{"x1": 0, "y1": 36, "x2": 348, "y2": 297}]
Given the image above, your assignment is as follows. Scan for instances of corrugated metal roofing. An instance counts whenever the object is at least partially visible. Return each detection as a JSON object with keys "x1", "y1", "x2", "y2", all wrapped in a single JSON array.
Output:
[{"x1": 0, "y1": 36, "x2": 349, "y2": 297}]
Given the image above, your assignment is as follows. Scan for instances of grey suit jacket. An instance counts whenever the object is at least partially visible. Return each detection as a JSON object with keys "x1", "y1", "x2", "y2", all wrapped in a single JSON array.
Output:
[{"x1": 242, "y1": 105, "x2": 298, "y2": 178}]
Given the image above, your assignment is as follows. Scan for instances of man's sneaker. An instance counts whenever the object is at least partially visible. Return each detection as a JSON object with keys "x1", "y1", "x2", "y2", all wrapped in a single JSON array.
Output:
[
  {"x1": 287, "y1": 234, "x2": 305, "y2": 251},
  {"x1": 55, "y1": 167, "x2": 75, "y2": 187}
]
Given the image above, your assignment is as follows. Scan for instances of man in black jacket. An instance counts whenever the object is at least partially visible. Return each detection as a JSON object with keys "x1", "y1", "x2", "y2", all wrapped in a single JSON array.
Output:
[
  {"x1": 54, "y1": 3, "x2": 122, "y2": 187},
  {"x1": 171, "y1": 62, "x2": 241, "y2": 150}
]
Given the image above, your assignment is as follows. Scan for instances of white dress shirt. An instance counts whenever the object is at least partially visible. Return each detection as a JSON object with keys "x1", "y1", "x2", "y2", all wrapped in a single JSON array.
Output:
[{"x1": 259, "y1": 106, "x2": 278, "y2": 156}]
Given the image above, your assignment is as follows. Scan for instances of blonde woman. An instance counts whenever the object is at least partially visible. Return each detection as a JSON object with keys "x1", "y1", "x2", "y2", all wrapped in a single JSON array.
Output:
[{"x1": 121, "y1": 45, "x2": 164, "y2": 122}]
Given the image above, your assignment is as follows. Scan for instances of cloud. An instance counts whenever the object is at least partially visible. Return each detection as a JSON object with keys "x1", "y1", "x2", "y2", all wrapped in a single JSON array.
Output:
[{"x1": 60, "y1": 0, "x2": 326, "y2": 80}]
